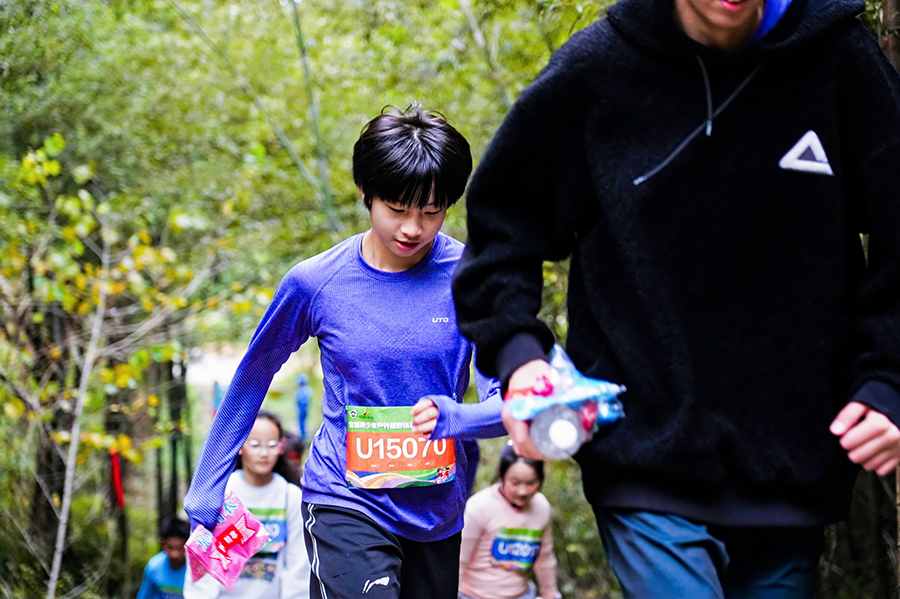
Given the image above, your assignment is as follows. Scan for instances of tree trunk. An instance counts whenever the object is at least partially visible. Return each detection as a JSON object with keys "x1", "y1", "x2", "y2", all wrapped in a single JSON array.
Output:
[
  {"x1": 159, "y1": 356, "x2": 190, "y2": 519},
  {"x1": 29, "y1": 310, "x2": 71, "y2": 562},
  {"x1": 170, "y1": 358, "x2": 190, "y2": 496},
  {"x1": 30, "y1": 417, "x2": 69, "y2": 558},
  {"x1": 183, "y1": 376, "x2": 194, "y2": 490},
  {"x1": 104, "y1": 401, "x2": 132, "y2": 599}
]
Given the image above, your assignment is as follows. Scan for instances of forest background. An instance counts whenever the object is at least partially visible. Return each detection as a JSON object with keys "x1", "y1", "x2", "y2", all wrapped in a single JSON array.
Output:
[{"x1": 1, "y1": 0, "x2": 899, "y2": 597}]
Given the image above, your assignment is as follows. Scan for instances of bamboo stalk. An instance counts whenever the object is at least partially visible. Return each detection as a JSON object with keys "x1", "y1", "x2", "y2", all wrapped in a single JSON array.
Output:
[
  {"x1": 884, "y1": 0, "x2": 900, "y2": 68},
  {"x1": 289, "y1": 0, "x2": 337, "y2": 229},
  {"x1": 458, "y1": 0, "x2": 512, "y2": 109},
  {"x1": 171, "y1": 1, "x2": 343, "y2": 232}
]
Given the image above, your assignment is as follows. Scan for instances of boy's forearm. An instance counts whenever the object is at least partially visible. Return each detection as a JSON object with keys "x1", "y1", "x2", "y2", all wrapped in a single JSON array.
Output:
[
  {"x1": 427, "y1": 393, "x2": 506, "y2": 439},
  {"x1": 183, "y1": 344, "x2": 294, "y2": 528}
]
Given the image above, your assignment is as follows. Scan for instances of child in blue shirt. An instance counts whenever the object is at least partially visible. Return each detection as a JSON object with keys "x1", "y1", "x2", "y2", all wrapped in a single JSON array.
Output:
[{"x1": 137, "y1": 517, "x2": 190, "y2": 599}]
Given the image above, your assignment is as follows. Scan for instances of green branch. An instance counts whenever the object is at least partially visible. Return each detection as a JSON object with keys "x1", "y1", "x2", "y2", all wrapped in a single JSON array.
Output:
[{"x1": 170, "y1": 1, "x2": 343, "y2": 232}]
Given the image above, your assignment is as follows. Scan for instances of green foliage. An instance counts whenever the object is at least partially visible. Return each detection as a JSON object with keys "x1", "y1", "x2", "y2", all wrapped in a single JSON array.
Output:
[
  {"x1": 4, "y1": 2, "x2": 898, "y2": 598},
  {"x1": 0, "y1": 410, "x2": 112, "y2": 598},
  {"x1": 0, "y1": 135, "x2": 191, "y2": 451},
  {"x1": 2, "y1": 0, "x2": 898, "y2": 595}
]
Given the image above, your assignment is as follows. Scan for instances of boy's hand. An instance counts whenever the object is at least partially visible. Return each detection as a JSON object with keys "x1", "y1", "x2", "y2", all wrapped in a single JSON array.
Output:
[
  {"x1": 411, "y1": 398, "x2": 439, "y2": 438},
  {"x1": 504, "y1": 359, "x2": 555, "y2": 459},
  {"x1": 501, "y1": 404, "x2": 545, "y2": 459},
  {"x1": 831, "y1": 401, "x2": 900, "y2": 476}
]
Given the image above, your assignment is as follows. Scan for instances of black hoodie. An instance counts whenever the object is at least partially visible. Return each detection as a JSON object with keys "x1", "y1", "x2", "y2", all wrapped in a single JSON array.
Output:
[{"x1": 453, "y1": 0, "x2": 900, "y2": 524}]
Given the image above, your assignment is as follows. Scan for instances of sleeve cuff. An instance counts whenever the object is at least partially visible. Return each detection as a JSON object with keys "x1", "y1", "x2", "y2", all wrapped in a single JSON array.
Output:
[
  {"x1": 497, "y1": 332, "x2": 550, "y2": 388},
  {"x1": 854, "y1": 380, "x2": 900, "y2": 431},
  {"x1": 427, "y1": 394, "x2": 506, "y2": 440},
  {"x1": 428, "y1": 394, "x2": 459, "y2": 439}
]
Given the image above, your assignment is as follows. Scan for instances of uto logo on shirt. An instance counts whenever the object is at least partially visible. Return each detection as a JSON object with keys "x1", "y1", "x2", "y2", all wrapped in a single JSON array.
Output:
[{"x1": 491, "y1": 527, "x2": 542, "y2": 571}]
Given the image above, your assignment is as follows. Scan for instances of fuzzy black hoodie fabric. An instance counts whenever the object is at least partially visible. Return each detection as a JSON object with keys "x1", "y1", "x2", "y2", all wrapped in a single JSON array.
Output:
[{"x1": 453, "y1": 0, "x2": 900, "y2": 524}]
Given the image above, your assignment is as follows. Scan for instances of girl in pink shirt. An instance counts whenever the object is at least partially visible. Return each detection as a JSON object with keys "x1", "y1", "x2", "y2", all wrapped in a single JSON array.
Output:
[{"x1": 458, "y1": 443, "x2": 560, "y2": 599}]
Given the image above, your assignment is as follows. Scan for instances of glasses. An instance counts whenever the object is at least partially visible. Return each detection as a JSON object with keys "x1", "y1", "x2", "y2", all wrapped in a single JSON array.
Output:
[{"x1": 244, "y1": 439, "x2": 283, "y2": 453}]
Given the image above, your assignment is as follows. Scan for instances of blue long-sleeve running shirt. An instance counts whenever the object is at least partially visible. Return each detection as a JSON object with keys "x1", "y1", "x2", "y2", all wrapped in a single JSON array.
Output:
[{"x1": 184, "y1": 232, "x2": 505, "y2": 542}]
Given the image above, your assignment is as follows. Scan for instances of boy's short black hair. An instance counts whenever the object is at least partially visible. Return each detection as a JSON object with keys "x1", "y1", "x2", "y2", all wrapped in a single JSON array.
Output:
[
  {"x1": 159, "y1": 516, "x2": 190, "y2": 541},
  {"x1": 353, "y1": 104, "x2": 472, "y2": 210}
]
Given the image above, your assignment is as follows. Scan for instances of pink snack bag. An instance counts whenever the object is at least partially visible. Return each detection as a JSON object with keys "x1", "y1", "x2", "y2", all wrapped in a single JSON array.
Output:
[{"x1": 185, "y1": 491, "x2": 270, "y2": 590}]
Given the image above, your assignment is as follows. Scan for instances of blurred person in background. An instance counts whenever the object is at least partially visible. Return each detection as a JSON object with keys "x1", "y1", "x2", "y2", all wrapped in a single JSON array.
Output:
[
  {"x1": 137, "y1": 517, "x2": 190, "y2": 599},
  {"x1": 284, "y1": 431, "x2": 306, "y2": 483},
  {"x1": 294, "y1": 374, "x2": 312, "y2": 441},
  {"x1": 458, "y1": 442, "x2": 559, "y2": 599}
]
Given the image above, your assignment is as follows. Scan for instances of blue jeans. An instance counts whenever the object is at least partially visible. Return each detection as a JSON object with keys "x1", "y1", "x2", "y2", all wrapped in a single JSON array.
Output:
[
  {"x1": 296, "y1": 399, "x2": 308, "y2": 440},
  {"x1": 595, "y1": 510, "x2": 823, "y2": 599}
]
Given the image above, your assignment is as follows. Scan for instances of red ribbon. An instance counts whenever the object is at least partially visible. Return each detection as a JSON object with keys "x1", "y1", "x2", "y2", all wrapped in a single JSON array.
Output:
[{"x1": 110, "y1": 449, "x2": 125, "y2": 509}]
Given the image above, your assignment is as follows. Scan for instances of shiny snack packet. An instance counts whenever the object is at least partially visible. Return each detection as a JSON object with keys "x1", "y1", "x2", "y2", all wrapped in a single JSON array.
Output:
[
  {"x1": 186, "y1": 492, "x2": 270, "y2": 590},
  {"x1": 506, "y1": 344, "x2": 626, "y2": 459}
]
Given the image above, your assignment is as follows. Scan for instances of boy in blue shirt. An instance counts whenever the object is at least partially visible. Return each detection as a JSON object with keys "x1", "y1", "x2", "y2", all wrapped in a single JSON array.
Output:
[
  {"x1": 137, "y1": 517, "x2": 190, "y2": 599},
  {"x1": 184, "y1": 106, "x2": 506, "y2": 599}
]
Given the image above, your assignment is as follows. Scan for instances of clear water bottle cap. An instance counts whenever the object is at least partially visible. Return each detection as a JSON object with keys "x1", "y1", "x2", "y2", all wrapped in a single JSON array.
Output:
[
  {"x1": 531, "y1": 404, "x2": 585, "y2": 459},
  {"x1": 548, "y1": 419, "x2": 579, "y2": 451}
]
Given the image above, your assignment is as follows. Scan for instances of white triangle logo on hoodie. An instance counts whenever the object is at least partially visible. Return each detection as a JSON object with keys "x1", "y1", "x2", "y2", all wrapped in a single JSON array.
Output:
[{"x1": 779, "y1": 130, "x2": 833, "y2": 176}]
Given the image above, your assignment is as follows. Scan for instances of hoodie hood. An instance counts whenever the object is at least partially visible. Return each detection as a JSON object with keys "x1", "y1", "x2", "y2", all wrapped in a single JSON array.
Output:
[
  {"x1": 604, "y1": 0, "x2": 865, "y2": 185},
  {"x1": 607, "y1": 0, "x2": 864, "y2": 59}
]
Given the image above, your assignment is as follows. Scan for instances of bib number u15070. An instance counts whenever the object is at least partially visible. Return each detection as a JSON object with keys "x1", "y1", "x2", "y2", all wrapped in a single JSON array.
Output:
[{"x1": 345, "y1": 406, "x2": 456, "y2": 489}]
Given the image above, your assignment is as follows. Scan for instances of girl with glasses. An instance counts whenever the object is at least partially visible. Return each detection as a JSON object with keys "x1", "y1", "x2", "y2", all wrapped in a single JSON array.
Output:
[{"x1": 184, "y1": 410, "x2": 310, "y2": 599}]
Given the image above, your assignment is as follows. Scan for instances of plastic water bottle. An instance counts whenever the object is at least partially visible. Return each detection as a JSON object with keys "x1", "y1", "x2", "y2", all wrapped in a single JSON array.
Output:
[
  {"x1": 530, "y1": 404, "x2": 588, "y2": 460},
  {"x1": 506, "y1": 344, "x2": 626, "y2": 460}
]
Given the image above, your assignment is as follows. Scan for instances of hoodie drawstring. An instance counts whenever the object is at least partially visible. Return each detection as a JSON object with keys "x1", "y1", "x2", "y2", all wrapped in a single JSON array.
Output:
[
  {"x1": 633, "y1": 63, "x2": 762, "y2": 186},
  {"x1": 697, "y1": 56, "x2": 714, "y2": 137}
]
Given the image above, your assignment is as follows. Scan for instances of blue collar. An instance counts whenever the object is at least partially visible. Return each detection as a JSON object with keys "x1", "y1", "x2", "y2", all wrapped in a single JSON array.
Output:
[{"x1": 747, "y1": 0, "x2": 793, "y2": 45}]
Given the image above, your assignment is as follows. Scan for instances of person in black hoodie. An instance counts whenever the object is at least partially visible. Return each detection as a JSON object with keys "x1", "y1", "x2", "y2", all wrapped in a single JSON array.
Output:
[{"x1": 452, "y1": 0, "x2": 900, "y2": 595}]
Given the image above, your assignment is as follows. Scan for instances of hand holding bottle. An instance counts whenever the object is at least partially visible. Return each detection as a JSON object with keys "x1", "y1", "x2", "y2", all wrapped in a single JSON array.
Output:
[{"x1": 505, "y1": 345, "x2": 625, "y2": 460}]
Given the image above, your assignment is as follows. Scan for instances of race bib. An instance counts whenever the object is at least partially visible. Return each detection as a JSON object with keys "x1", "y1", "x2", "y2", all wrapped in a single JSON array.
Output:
[
  {"x1": 491, "y1": 527, "x2": 542, "y2": 571},
  {"x1": 239, "y1": 557, "x2": 277, "y2": 582},
  {"x1": 252, "y1": 508, "x2": 287, "y2": 555},
  {"x1": 346, "y1": 406, "x2": 456, "y2": 489},
  {"x1": 237, "y1": 506, "x2": 287, "y2": 581}
]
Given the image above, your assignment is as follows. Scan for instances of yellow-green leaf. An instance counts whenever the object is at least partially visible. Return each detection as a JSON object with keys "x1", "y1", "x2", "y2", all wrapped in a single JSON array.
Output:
[
  {"x1": 4, "y1": 398, "x2": 26, "y2": 419},
  {"x1": 72, "y1": 163, "x2": 95, "y2": 184},
  {"x1": 43, "y1": 133, "x2": 66, "y2": 157}
]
